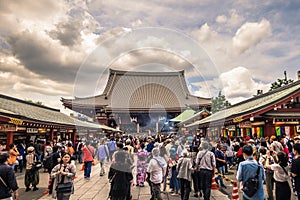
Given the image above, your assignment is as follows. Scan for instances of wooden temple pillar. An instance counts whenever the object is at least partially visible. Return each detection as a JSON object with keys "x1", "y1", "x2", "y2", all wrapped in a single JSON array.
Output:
[
  {"x1": 6, "y1": 131, "x2": 14, "y2": 150},
  {"x1": 50, "y1": 129, "x2": 54, "y2": 142},
  {"x1": 71, "y1": 129, "x2": 76, "y2": 145}
]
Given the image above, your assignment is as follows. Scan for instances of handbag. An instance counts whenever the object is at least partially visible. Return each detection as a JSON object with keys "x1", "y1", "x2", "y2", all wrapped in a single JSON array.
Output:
[
  {"x1": 55, "y1": 164, "x2": 73, "y2": 193},
  {"x1": 31, "y1": 161, "x2": 42, "y2": 171},
  {"x1": 56, "y1": 182, "x2": 73, "y2": 193}
]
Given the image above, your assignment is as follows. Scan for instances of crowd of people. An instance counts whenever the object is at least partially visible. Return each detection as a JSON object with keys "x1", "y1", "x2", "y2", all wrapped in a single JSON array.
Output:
[{"x1": 0, "y1": 132, "x2": 300, "y2": 200}]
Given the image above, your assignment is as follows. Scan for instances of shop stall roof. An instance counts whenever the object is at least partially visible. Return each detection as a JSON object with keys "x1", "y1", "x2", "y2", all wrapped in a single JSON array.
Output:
[
  {"x1": 186, "y1": 80, "x2": 300, "y2": 128},
  {"x1": 0, "y1": 94, "x2": 116, "y2": 131},
  {"x1": 169, "y1": 109, "x2": 196, "y2": 122}
]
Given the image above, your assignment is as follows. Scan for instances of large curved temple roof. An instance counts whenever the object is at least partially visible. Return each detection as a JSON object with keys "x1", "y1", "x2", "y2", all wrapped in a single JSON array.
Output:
[{"x1": 62, "y1": 69, "x2": 211, "y2": 112}]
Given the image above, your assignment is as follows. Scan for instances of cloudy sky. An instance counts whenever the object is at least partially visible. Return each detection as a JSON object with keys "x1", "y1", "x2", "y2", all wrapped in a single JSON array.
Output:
[{"x1": 0, "y1": 0, "x2": 300, "y2": 114}]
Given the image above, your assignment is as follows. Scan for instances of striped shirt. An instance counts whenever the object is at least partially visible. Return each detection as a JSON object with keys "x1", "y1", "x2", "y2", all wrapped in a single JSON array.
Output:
[
  {"x1": 26, "y1": 153, "x2": 35, "y2": 170},
  {"x1": 196, "y1": 150, "x2": 216, "y2": 171}
]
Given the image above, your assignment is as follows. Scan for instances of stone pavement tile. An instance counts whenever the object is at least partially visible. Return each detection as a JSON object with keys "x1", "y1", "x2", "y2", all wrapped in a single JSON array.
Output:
[
  {"x1": 210, "y1": 189, "x2": 230, "y2": 200},
  {"x1": 39, "y1": 159, "x2": 230, "y2": 200}
]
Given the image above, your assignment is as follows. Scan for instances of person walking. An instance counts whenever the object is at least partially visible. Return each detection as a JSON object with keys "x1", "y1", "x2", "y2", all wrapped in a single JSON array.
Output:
[
  {"x1": 195, "y1": 141, "x2": 216, "y2": 200},
  {"x1": 24, "y1": 146, "x2": 40, "y2": 192},
  {"x1": 177, "y1": 149, "x2": 193, "y2": 200},
  {"x1": 108, "y1": 151, "x2": 133, "y2": 200},
  {"x1": 107, "y1": 137, "x2": 116, "y2": 161},
  {"x1": 147, "y1": 147, "x2": 167, "y2": 200},
  {"x1": 15, "y1": 140, "x2": 25, "y2": 173},
  {"x1": 97, "y1": 139, "x2": 109, "y2": 176},
  {"x1": 51, "y1": 152, "x2": 76, "y2": 200},
  {"x1": 0, "y1": 151, "x2": 19, "y2": 200},
  {"x1": 215, "y1": 143, "x2": 227, "y2": 188},
  {"x1": 265, "y1": 151, "x2": 291, "y2": 200},
  {"x1": 76, "y1": 140, "x2": 84, "y2": 164},
  {"x1": 82, "y1": 142, "x2": 95, "y2": 180},
  {"x1": 136, "y1": 143, "x2": 148, "y2": 187},
  {"x1": 237, "y1": 145, "x2": 265, "y2": 200},
  {"x1": 43, "y1": 145, "x2": 62, "y2": 195}
]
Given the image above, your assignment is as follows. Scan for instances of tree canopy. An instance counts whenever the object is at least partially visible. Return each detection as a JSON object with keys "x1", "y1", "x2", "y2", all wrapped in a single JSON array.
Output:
[
  {"x1": 270, "y1": 71, "x2": 294, "y2": 91},
  {"x1": 211, "y1": 91, "x2": 231, "y2": 114},
  {"x1": 25, "y1": 99, "x2": 44, "y2": 105}
]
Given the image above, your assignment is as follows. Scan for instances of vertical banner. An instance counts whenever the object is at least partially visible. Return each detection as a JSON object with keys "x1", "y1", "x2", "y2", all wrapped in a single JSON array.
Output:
[
  {"x1": 260, "y1": 127, "x2": 264, "y2": 138},
  {"x1": 241, "y1": 128, "x2": 244, "y2": 137},
  {"x1": 280, "y1": 126, "x2": 285, "y2": 136},
  {"x1": 275, "y1": 126, "x2": 281, "y2": 137},
  {"x1": 255, "y1": 127, "x2": 260, "y2": 138},
  {"x1": 285, "y1": 126, "x2": 290, "y2": 137},
  {"x1": 246, "y1": 128, "x2": 250, "y2": 136}
]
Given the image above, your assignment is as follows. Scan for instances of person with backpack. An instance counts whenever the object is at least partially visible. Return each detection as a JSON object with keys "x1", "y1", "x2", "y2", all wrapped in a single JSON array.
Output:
[
  {"x1": 236, "y1": 145, "x2": 265, "y2": 200},
  {"x1": 24, "y1": 146, "x2": 40, "y2": 192},
  {"x1": 43, "y1": 145, "x2": 62, "y2": 195}
]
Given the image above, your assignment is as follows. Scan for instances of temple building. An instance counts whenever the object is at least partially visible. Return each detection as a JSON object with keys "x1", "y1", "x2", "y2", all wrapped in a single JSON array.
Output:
[{"x1": 62, "y1": 69, "x2": 211, "y2": 133}]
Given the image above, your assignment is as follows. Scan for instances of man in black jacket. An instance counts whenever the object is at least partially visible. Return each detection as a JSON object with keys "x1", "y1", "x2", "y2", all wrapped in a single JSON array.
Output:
[{"x1": 0, "y1": 151, "x2": 19, "y2": 199}]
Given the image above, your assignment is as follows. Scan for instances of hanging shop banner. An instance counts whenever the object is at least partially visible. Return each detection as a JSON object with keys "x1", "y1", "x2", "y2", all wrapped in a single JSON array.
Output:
[
  {"x1": 27, "y1": 128, "x2": 38, "y2": 133},
  {"x1": 8, "y1": 118, "x2": 23, "y2": 125},
  {"x1": 0, "y1": 124, "x2": 16, "y2": 132},
  {"x1": 233, "y1": 116, "x2": 243, "y2": 123},
  {"x1": 239, "y1": 121, "x2": 252, "y2": 128},
  {"x1": 227, "y1": 125, "x2": 236, "y2": 131},
  {"x1": 296, "y1": 125, "x2": 300, "y2": 133}
]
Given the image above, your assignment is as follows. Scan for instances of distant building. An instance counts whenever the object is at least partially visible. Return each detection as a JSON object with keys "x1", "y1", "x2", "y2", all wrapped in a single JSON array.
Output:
[{"x1": 62, "y1": 69, "x2": 211, "y2": 133}]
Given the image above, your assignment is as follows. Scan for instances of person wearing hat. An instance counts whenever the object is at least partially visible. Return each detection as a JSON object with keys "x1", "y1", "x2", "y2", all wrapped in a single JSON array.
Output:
[
  {"x1": 25, "y1": 146, "x2": 40, "y2": 192},
  {"x1": 270, "y1": 135, "x2": 283, "y2": 153},
  {"x1": 0, "y1": 151, "x2": 19, "y2": 200}
]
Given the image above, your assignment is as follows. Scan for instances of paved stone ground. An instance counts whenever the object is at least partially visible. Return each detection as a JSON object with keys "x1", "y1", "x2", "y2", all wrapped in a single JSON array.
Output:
[
  {"x1": 16, "y1": 160, "x2": 229, "y2": 200},
  {"x1": 16, "y1": 160, "x2": 299, "y2": 200}
]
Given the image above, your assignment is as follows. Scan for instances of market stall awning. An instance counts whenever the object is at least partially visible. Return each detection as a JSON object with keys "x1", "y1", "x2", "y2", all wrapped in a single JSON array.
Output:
[{"x1": 169, "y1": 109, "x2": 196, "y2": 122}]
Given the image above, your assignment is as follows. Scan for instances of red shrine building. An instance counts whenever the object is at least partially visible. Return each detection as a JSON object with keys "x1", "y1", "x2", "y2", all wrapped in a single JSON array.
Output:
[
  {"x1": 185, "y1": 75, "x2": 300, "y2": 140},
  {"x1": 61, "y1": 69, "x2": 212, "y2": 133}
]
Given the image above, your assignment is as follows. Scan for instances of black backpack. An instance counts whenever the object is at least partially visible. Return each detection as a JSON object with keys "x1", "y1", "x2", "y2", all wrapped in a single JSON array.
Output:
[
  {"x1": 43, "y1": 153, "x2": 55, "y2": 170},
  {"x1": 242, "y1": 164, "x2": 260, "y2": 197}
]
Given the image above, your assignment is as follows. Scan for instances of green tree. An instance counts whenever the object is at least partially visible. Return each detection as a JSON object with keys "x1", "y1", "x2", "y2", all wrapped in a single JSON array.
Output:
[
  {"x1": 270, "y1": 71, "x2": 294, "y2": 91},
  {"x1": 211, "y1": 91, "x2": 231, "y2": 113}
]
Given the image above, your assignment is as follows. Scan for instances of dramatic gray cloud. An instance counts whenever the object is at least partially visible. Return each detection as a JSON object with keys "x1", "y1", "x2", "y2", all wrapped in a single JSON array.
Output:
[{"x1": 0, "y1": 0, "x2": 299, "y2": 112}]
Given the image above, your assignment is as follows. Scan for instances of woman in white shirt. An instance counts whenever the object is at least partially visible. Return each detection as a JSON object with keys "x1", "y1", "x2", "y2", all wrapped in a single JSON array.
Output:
[{"x1": 265, "y1": 151, "x2": 291, "y2": 200}]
